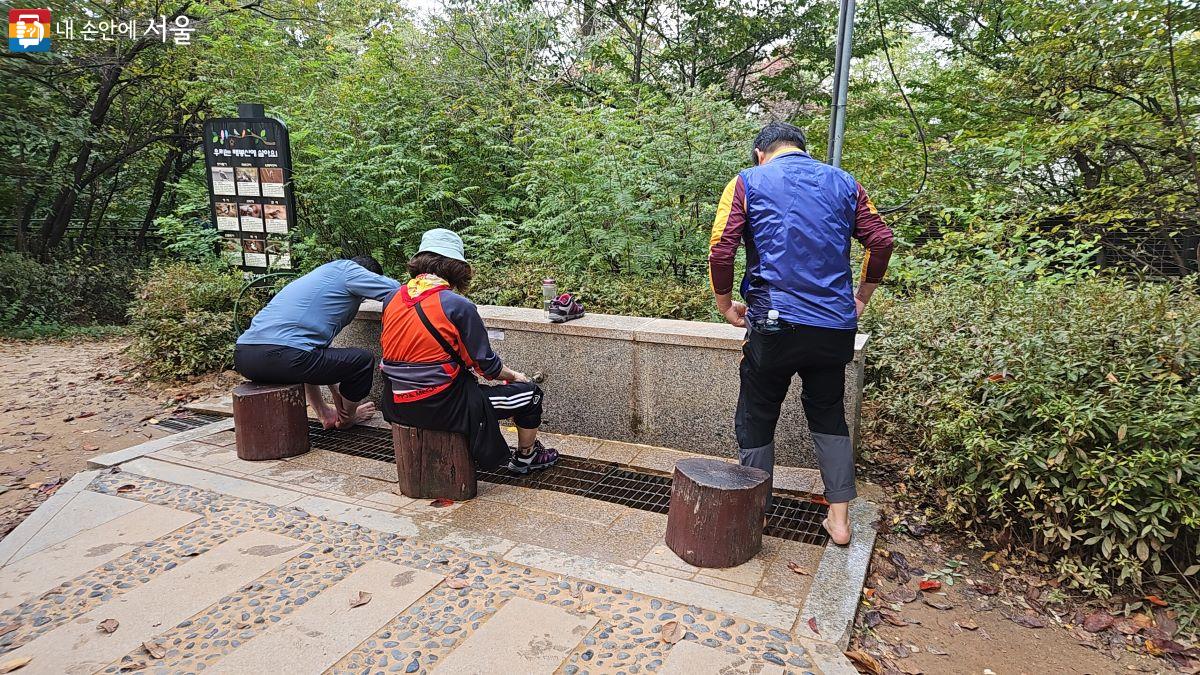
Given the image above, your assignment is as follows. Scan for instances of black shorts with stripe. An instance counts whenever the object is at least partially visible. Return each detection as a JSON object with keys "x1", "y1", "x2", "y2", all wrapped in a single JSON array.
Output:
[{"x1": 481, "y1": 382, "x2": 543, "y2": 429}]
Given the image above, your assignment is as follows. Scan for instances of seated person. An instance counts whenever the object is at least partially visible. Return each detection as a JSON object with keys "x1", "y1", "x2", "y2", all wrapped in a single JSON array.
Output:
[
  {"x1": 234, "y1": 256, "x2": 398, "y2": 429},
  {"x1": 379, "y1": 228, "x2": 559, "y2": 473}
]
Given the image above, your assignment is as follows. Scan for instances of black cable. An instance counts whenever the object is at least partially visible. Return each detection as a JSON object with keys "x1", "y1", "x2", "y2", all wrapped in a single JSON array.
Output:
[{"x1": 873, "y1": 0, "x2": 928, "y2": 215}]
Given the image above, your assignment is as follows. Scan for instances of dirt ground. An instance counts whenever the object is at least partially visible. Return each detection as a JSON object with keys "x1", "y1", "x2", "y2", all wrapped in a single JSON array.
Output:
[
  {"x1": 0, "y1": 337, "x2": 1194, "y2": 675},
  {"x1": 0, "y1": 337, "x2": 235, "y2": 539}
]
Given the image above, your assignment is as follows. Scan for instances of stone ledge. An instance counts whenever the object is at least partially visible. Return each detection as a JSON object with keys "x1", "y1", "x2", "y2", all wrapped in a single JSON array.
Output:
[{"x1": 357, "y1": 301, "x2": 868, "y2": 354}]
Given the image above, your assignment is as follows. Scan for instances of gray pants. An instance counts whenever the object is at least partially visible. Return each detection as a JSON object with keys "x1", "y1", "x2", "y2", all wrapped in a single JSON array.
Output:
[{"x1": 735, "y1": 323, "x2": 857, "y2": 503}]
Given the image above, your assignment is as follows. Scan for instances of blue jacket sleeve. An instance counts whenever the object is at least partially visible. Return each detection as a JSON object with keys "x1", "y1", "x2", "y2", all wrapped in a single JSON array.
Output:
[{"x1": 344, "y1": 263, "x2": 401, "y2": 301}]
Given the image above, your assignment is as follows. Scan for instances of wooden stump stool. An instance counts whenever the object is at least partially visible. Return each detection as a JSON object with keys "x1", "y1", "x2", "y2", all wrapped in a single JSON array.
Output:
[
  {"x1": 665, "y1": 458, "x2": 771, "y2": 568},
  {"x1": 392, "y1": 425, "x2": 477, "y2": 500},
  {"x1": 232, "y1": 382, "x2": 310, "y2": 460}
]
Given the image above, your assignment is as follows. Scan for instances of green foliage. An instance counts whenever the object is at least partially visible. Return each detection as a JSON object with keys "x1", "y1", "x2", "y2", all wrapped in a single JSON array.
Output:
[
  {"x1": 863, "y1": 273, "x2": 1200, "y2": 592},
  {"x1": 0, "y1": 251, "x2": 144, "y2": 335},
  {"x1": 127, "y1": 262, "x2": 258, "y2": 380}
]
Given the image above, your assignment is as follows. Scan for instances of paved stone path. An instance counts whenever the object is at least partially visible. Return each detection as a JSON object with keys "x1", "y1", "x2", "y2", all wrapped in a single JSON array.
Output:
[{"x1": 0, "y1": 422, "x2": 866, "y2": 674}]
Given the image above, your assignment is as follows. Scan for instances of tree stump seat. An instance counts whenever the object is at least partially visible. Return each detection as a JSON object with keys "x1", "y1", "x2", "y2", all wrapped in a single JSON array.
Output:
[
  {"x1": 665, "y1": 458, "x2": 771, "y2": 568},
  {"x1": 392, "y1": 425, "x2": 477, "y2": 501},
  {"x1": 232, "y1": 381, "x2": 310, "y2": 461}
]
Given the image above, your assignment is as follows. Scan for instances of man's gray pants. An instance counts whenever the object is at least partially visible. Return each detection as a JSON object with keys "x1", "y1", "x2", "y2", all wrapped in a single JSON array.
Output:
[{"x1": 734, "y1": 323, "x2": 857, "y2": 504}]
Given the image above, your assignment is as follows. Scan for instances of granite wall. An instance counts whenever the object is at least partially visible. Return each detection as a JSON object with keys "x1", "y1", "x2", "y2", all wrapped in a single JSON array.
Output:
[{"x1": 333, "y1": 302, "x2": 868, "y2": 469}]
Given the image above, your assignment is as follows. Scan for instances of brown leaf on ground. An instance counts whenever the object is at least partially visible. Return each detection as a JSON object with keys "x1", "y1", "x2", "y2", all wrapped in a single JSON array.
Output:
[
  {"x1": 115, "y1": 484, "x2": 137, "y2": 493},
  {"x1": 1082, "y1": 611, "x2": 1115, "y2": 633},
  {"x1": 445, "y1": 578, "x2": 469, "y2": 589},
  {"x1": 787, "y1": 561, "x2": 810, "y2": 575},
  {"x1": 429, "y1": 498, "x2": 454, "y2": 508},
  {"x1": 1114, "y1": 619, "x2": 1141, "y2": 635},
  {"x1": 923, "y1": 597, "x2": 953, "y2": 611},
  {"x1": 1145, "y1": 595, "x2": 1168, "y2": 607},
  {"x1": 864, "y1": 610, "x2": 883, "y2": 629},
  {"x1": 974, "y1": 583, "x2": 1000, "y2": 596},
  {"x1": 660, "y1": 621, "x2": 685, "y2": 644},
  {"x1": 348, "y1": 591, "x2": 372, "y2": 608},
  {"x1": 888, "y1": 551, "x2": 911, "y2": 572},
  {"x1": 98, "y1": 618, "x2": 119, "y2": 633},
  {"x1": 926, "y1": 645, "x2": 949, "y2": 656},
  {"x1": 1131, "y1": 612, "x2": 1156, "y2": 629},
  {"x1": 883, "y1": 586, "x2": 919, "y2": 604},
  {"x1": 142, "y1": 642, "x2": 166, "y2": 659},
  {"x1": 918, "y1": 580, "x2": 942, "y2": 592},
  {"x1": 896, "y1": 662, "x2": 924, "y2": 675},
  {"x1": 881, "y1": 611, "x2": 909, "y2": 627},
  {"x1": 0, "y1": 656, "x2": 32, "y2": 673},
  {"x1": 808, "y1": 616, "x2": 821, "y2": 634},
  {"x1": 1010, "y1": 614, "x2": 1047, "y2": 629},
  {"x1": 844, "y1": 649, "x2": 882, "y2": 675},
  {"x1": 958, "y1": 619, "x2": 979, "y2": 631}
]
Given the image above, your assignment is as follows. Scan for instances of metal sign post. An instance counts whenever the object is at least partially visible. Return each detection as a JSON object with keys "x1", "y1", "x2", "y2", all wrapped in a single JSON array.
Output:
[{"x1": 826, "y1": 0, "x2": 856, "y2": 168}]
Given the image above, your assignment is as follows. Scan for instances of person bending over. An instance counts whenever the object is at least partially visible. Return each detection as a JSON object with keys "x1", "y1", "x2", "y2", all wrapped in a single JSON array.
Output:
[
  {"x1": 708, "y1": 122, "x2": 895, "y2": 545},
  {"x1": 234, "y1": 256, "x2": 399, "y2": 429},
  {"x1": 378, "y1": 228, "x2": 559, "y2": 474}
]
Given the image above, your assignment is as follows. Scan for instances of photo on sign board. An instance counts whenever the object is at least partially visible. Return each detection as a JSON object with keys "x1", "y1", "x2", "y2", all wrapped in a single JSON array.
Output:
[
  {"x1": 266, "y1": 239, "x2": 292, "y2": 269},
  {"x1": 220, "y1": 236, "x2": 242, "y2": 265},
  {"x1": 235, "y1": 167, "x2": 260, "y2": 196},
  {"x1": 211, "y1": 166, "x2": 236, "y2": 195},
  {"x1": 242, "y1": 237, "x2": 267, "y2": 267},
  {"x1": 263, "y1": 202, "x2": 288, "y2": 233},
  {"x1": 259, "y1": 167, "x2": 285, "y2": 198},
  {"x1": 238, "y1": 201, "x2": 264, "y2": 232},
  {"x1": 214, "y1": 200, "x2": 239, "y2": 231}
]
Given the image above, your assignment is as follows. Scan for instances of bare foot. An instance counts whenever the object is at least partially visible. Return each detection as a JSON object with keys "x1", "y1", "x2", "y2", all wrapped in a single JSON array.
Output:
[
  {"x1": 822, "y1": 517, "x2": 852, "y2": 546},
  {"x1": 314, "y1": 407, "x2": 339, "y2": 430},
  {"x1": 335, "y1": 402, "x2": 376, "y2": 429}
]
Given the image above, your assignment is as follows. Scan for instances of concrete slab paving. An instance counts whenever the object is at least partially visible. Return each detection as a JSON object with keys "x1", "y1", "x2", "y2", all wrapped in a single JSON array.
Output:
[
  {"x1": 659, "y1": 639, "x2": 785, "y2": 674},
  {"x1": 0, "y1": 424, "x2": 871, "y2": 674},
  {"x1": 208, "y1": 560, "x2": 442, "y2": 674},
  {"x1": 5, "y1": 530, "x2": 304, "y2": 674},
  {"x1": 3, "y1": 490, "x2": 143, "y2": 563},
  {"x1": 0, "y1": 501, "x2": 198, "y2": 614}
]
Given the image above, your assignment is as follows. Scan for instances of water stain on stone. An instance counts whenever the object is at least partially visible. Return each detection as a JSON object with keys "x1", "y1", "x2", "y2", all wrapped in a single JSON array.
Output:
[
  {"x1": 84, "y1": 543, "x2": 128, "y2": 557},
  {"x1": 391, "y1": 571, "x2": 415, "y2": 588},
  {"x1": 241, "y1": 544, "x2": 299, "y2": 557}
]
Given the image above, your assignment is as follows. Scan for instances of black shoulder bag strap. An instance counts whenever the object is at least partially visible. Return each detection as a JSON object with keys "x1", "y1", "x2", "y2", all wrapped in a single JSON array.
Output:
[{"x1": 413, "y1": 297, "x2": 467, "y2": 369}]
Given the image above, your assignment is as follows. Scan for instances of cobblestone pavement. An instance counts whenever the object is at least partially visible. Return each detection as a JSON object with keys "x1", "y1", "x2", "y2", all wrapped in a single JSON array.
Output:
[{"x1": 0, "y1": 424, "x2": 856, "y2": 674}]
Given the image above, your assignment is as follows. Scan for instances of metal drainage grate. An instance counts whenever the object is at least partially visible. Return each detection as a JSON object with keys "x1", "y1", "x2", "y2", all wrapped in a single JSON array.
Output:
[
  {"x1": 155, "y1": 412, "x2": 228, "y2": 432},
  {"x1": 307, "y1": 422, "x2": 828, "y2": 545}
]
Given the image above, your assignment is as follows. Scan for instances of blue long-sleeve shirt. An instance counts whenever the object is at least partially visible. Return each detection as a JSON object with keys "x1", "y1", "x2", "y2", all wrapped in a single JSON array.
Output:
[{"x1": 237, "y1": 260, "x2": 400, "y2": 351}]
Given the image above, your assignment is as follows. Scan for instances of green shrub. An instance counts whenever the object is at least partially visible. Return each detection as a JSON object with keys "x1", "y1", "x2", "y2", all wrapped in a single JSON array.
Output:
[
  {"x1": 128, "y1": 261, "x2": 257, "y2": 380},
  {"x1": 864, "y1": 274, "x2": 1200, "y2": 593},
  {"x1": 0, "y1": 250, "x2": 144, "y2": 334}
]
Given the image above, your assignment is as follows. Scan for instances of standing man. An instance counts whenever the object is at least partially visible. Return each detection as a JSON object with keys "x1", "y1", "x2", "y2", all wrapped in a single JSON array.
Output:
[
  {"x1": 708, "y1": 122, "x2": 894, "y2": 545},
  {"x1": 235, "y1": 256, "x2": 399, "y2": 430}
]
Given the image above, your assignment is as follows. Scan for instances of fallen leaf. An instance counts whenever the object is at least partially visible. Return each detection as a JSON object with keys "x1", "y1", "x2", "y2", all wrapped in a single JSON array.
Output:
[
  {"x1": 864, "y1": 610, "x2": 883, "y2": 629},
  {"x1": 923, "y1": 597, "x2": 954, "y2": 611},
  {"x1": 807, "y1": 616, "x2": 820, "y2": 634},
  {"x1": 883, "y1": 586, "x2": 919, "y2": 604},
  {"x1": 897, "y1": 663, "x2": 924, "y2": 675},
  {"x1": 445, "y1": 578, "x2": 470, "y2": 589},
  {"x1": 1105, "y1": 372, "x2": 1119, "y2": 384},
  {"x1": 918, "y1": 580, "x2": 942, "y2": 592},
  {"x1": 786, "y1": 561, "x2": 810, "y2": 576},
  {"x1": 98, "y1": 618, "x2": 119, "y2": 633},
  {"x1": 881, "y1": 611, "x2": 909, "y2": 627},
  {"x1": 1010, "y1": 614, "x2": 1047, "y2": 629},
  {"x1": 889, "y1": 552, "x2": 911, "y2": 572},
  {"x1": 843, "y1": 649, "x2": 882, "y2": 675},
  {"x1": 1145, "y1": 595, "x2": 1168, "y2": 607},
  {"x1": 0, "y1": 656, "x2": 32, "y2": 673},
  {"x1": 1114, "y1": 618, "x2": 1141, "y2": 635},
  {"x1": 430, "y1": 498, "x2": 454, "y2": 508},
  {"x1": 958, "y1": 619, "x2": 979, "y2": 631},
  {"x1": 142, "y1": 642, "x2": 166, "y2": 659},
  {"x1": 926, "y1": 645, "x2": 948, "y2": 656},
  {"x1": 660, "y1": 620, "x2": 685, "y2": 644},
  {"x1": 1082, "y1": 611, "x2": 1115, "y2": 633},
  {"x1": 1131, "y1": 612, "x2": 1155, "y2": 629},
  {"x1": 974, "y1": 583, "x2": 1000, "y2": 596},
  {"x1": 349, "y1": 591, "x2": 372, "y2": 608},
  {"x1": 83, "y1": 445, "x2": 100, "y2": 452},
  {"x1": 116, "y1": 484, "x2": 137, "y2": 493}
]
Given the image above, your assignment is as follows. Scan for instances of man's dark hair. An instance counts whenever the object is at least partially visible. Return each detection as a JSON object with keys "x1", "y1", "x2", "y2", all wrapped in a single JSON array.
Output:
[
  {"x1": 350, "y1": 255, "x2": 383, "y2": 275},
  {"x1": 406, "y1": 251, "x2": 474, "y2": 292},
  {"x1": 752, "y1": 122, "x2": 807, "y2": 164}
]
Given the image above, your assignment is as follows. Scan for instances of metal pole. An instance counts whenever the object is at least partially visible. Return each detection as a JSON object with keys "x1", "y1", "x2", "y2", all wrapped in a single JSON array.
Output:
[
  {"x1": 827, "y1": 0, "x2": 856, "y2": 167},
  {"x1": 826, "y1": 0, "x2": 848, "y2": 161}
]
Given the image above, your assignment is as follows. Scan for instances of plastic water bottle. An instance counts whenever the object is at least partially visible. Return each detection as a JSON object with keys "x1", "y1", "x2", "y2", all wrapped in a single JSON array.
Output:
[
  {"x1": 541, "y1": 278, "x2": 557, "y2": 318},
  {"x1": 765, "y1": 309, "x2": 780, "y2": 331}
]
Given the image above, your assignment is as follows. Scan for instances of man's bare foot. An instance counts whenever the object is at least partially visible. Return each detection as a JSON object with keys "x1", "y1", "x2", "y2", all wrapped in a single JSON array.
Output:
[
  {"x1": 305, "y1": 384, "x2": 339, "y2": 430},
  {"x1": 823, "y1": 517, "x2": 852, "y2": 546},
  {"x1": 335, "y1": 402, "x2": 376, "y2": 429},
  {"x1": 314, "y1": 407, "x2": 339, "y2": 430}
]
